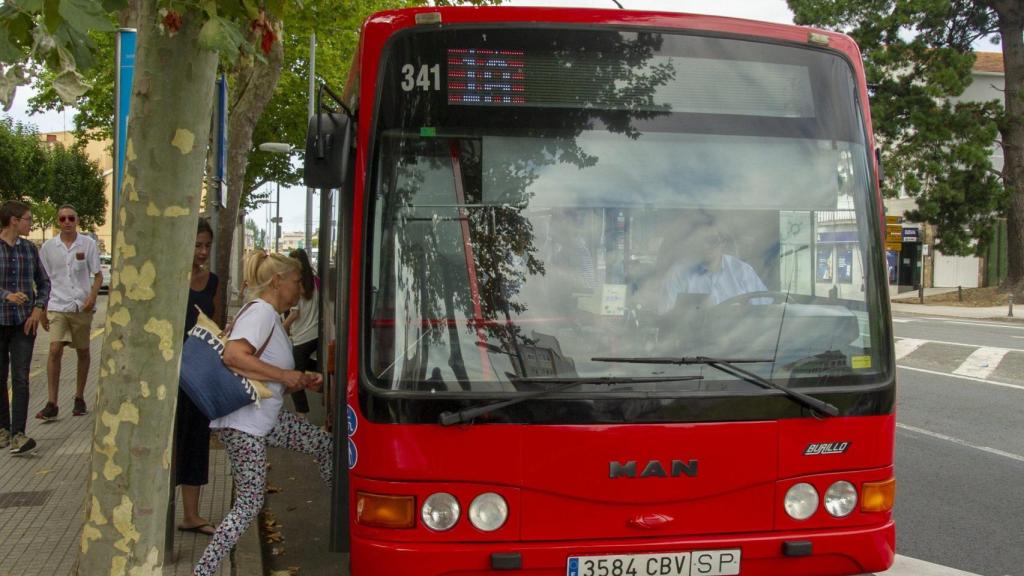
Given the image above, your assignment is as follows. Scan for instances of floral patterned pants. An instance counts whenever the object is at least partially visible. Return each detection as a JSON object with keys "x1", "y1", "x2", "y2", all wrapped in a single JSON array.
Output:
[{"x1": 193, "y1": 410, "x2": 333, "y2": 576}]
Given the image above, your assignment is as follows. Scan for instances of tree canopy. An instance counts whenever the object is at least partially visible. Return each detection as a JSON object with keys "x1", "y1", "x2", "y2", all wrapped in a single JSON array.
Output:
[
  {"x1": 0, "y1": 115, "x2": 107, "y2": 233},
  {"x1": 787, "y1": 0, "x2": 1023, "y2": 289}
]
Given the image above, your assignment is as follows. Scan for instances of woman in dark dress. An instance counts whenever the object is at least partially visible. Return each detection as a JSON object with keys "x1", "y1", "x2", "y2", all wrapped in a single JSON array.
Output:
[{"x1": 176, "y1": 218, "x2": 223, "y2": 535}]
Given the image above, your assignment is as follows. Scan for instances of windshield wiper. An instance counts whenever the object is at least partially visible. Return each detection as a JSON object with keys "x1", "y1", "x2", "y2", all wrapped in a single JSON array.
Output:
[
  {"x1": 438, "y1": 375, "x2": 702, "y2": 426},
  {"x1": 591, "y1": 356, "x2": 839, "y2": 417}
]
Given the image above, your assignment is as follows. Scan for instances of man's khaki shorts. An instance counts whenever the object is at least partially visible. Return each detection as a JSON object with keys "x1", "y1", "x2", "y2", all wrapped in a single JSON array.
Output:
[{"x1": 48, "y1": 311, "x2": 94, "y2": 349}]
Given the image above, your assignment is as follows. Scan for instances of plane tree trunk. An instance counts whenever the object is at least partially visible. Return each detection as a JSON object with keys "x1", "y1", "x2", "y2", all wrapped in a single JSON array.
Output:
[{"x1": 76, "y1": 1, "x2": 218, "y2": 572}]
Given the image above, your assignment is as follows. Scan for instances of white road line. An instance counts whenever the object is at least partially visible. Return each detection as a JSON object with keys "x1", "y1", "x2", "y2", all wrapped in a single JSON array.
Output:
[
  {"x1": 952, "y1": 347, "x2": 1010, "y2": 379},
  {"x1": 891, "y1": 318, "x2": 912, "y2": 323},
  {"x1": 894, "y1": 338, "x2": 926, "y2": 360},
  {"x1": 897, "y1": 365, "x2": 1024, "y2": 392},
  {"x1": 940, "y1": 319, "x2": 1024, "y2": 331},
  {"x1": 896, "y1": 423, "x2": 1024, "y2": 464},
  {"x1": 894, "y1": 336, "x2": 1024, "y2": 353}
]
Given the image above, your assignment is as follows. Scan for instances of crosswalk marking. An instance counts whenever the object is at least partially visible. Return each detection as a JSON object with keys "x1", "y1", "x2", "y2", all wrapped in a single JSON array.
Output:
[
  {"x1": 894, "y1": 338, "x2": 926, "y2": 360},
  {"x1": 952, "y1": 347, "x2": 1009, "y2": 379}
]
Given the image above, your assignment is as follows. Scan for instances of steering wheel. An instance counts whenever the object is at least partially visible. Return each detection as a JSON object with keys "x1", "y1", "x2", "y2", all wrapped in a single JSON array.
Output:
[{"x1": 716, "y1": 290, "x2": 796, "y2": 306}]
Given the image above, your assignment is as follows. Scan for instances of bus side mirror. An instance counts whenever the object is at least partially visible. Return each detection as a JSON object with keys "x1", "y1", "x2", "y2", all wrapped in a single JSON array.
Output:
[{"x1": 304, "y1": 112, "x2": 351, "y2": 189}]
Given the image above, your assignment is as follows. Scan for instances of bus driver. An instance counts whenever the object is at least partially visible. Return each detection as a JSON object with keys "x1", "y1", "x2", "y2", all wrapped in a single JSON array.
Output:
[{"x1": 657, "y1": 217, "x2": 767, "y2": 313}]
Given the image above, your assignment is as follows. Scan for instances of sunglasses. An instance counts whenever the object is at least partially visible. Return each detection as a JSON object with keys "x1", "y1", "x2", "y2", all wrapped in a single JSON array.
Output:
[{"x1": 59, "y1": 215, "x2": 77, "y2": 223}]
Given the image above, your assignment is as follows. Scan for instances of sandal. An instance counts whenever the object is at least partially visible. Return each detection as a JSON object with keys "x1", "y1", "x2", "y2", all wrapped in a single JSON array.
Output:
[{"x1": 177, "y1": 523, "x2": 215, "y2": 535}]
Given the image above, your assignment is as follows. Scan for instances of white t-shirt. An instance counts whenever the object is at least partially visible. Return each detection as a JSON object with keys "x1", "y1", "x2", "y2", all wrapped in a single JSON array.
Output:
[
  {"x1": 39, "y1": 233, "x2": 101, "y2": 313},
  {"x1": 210, "y1": 299, "x2": 295, "y2": 437},
  {"x1": 289, "y1": 287, "x2": 318, "y2": 346}
]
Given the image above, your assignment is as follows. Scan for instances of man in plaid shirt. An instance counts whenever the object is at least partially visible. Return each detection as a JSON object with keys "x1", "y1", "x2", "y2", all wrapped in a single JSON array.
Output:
[{"x1": 0, "y1": 200, "x2": 50, "y2": 456}]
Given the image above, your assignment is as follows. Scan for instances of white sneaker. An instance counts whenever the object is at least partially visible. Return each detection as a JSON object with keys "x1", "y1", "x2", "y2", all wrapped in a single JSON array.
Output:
[
  {"x1": 0, "y1": 429, "x2": 9, "y2": 450},
  {"x1": 9, "y1": 433, "x2": 37, "y2": 456}
]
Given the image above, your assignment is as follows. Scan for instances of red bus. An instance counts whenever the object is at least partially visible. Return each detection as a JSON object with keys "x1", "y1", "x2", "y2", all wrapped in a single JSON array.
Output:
[{"x1": 305, "y1": 7, "x2": 896, "y2": 576}]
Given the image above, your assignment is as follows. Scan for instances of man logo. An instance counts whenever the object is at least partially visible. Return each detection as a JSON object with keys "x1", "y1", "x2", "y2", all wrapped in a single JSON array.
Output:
[{"x1": 609, "y1": 459, "x2": 698, "y2": 478}]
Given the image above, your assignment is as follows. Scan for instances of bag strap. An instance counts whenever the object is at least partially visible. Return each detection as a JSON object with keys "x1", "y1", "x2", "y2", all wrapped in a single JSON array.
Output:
[
  {"x1": 254, "y1": 324, "x2": 276, "y2": 358},
  {"x1": 223, "y1": 300, "x2": 259, "y2": 339},
  {"x1": 228, "y1": 299, "x2": 276, "y2": 359}
]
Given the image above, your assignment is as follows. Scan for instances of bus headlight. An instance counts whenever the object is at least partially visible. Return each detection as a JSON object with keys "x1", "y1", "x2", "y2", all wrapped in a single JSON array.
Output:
[
  {"x1": 824, "y1": 481, "x2": 858, "y2": 517},
  {"x1": 468, "y1": 492, "x2": 508, "y2": 532},
  {"x1": 421, "y1": 492, "x2": 460, "y2": 531},
  {"x1": 784, "y1": 482, "x2": 818, "y2": 520}
]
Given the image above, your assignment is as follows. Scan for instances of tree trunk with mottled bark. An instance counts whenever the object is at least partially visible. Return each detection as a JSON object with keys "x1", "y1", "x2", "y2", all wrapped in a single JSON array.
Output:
[
  {"x1": 991, "y1": 1, "x2": 1024, "y2": 292},
  {"x1": 76, "y1": 1, "x2": 219, "y2": 572},
  {"x1": 215, "y1": 23, "x2": 285, "y2": 312}
]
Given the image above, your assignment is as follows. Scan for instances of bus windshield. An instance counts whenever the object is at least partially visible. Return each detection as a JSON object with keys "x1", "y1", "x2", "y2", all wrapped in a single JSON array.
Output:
[{"x1": 367, "y1": 27, "x2": 891, "y2": 397}]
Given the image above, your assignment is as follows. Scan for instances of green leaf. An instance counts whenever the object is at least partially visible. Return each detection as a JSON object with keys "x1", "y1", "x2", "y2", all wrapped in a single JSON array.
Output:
[
  {"x1": 0, "y1": 28, "x2": 23, "y2": 63},
  {"x1": 264, "y1": 0, "x2": 285, "y2": 18},
  {"x1": 58, "y1": 0, "x2": 114, "y2": 34},
  {"x1": 100, "y1": 0, "x2": 127, "y2": 13},
  {"x1": 12, "y1": 0, "x2": 45, "y2": 12},
  {"x1": 3, "y1": 13, "x2": 35, "y2": 48},
  {"x1": 51, "y1": 66, "x2": 89, "y2": 103},
  {"x1": 198, "y1": 15, "x2": 245, "y2": 56},
  {"x1": 242, "y1": 0, "x2": 260, "y2": 20},
  {"x1": 57, "y1": 25, "x2": 95, "y2": 70},
  {"x1": 42, "y1": 0, "x2": 61, "y2": 33},
  {"x1": 0, "y1": 64, "x2": 28, "y2": 111}
]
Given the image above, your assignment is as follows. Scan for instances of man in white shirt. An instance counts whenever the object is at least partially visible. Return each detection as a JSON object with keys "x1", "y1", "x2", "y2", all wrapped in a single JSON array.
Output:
[
  {"x1": 659, "y1": 219, "x2": 767, "y2": 313},
  {"x1": 36, "y1": 205, "x2": 102, "y2": 420}
]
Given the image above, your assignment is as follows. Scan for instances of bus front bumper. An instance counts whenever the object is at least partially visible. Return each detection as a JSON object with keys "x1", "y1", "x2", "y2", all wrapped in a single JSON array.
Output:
[{"x1": 349, "y1": 521, "x2": 894, "y2": 576}]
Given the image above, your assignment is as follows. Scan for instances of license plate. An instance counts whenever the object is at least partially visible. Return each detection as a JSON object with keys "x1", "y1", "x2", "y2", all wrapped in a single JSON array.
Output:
[{"x1": 567, "y1": 549, "x2": 741, "y2": 576}]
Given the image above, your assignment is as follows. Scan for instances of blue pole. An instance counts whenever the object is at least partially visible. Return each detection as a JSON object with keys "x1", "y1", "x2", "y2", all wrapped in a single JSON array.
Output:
[{"x1": 112, "y1": 28, "x2": 136, "y2": 256}]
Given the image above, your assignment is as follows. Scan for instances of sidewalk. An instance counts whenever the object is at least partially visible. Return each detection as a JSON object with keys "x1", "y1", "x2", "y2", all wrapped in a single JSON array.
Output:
[
  {"x1": 0, "y1": 296, "x2": 262, "y2": 576},
  {"x1": 890, "y1": 286, "x2": 1019, "y2": 321}
]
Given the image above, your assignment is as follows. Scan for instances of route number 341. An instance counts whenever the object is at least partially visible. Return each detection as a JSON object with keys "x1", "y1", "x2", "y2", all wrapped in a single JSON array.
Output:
[{"x1": 401, "y1": 64, "x2": 441, "y2": 91}]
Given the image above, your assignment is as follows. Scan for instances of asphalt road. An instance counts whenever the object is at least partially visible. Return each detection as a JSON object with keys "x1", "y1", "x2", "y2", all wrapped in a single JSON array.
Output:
[{"x1": 891, "y1": 313, "x2": 1024, "y2": 576}]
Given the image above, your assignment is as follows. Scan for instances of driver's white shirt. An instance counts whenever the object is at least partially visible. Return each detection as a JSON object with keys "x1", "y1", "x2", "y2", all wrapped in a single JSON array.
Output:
[{"x1": 659, "y1": 254, "x2": 767, "y2": 313}]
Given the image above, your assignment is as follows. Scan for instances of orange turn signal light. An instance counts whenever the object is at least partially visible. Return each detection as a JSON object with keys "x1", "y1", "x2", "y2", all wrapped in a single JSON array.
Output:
[
  {"x1": 356, "y1": 492, "x2": 416, "y2": 529},
  {"x1": 861, "y1": 478, "x2": 895, "y2": 512}
]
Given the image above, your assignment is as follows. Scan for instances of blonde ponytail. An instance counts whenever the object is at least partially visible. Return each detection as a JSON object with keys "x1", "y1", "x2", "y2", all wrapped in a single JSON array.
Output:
[{"x1": 244, "y1": 250, "x2": 301, "y2": 297}]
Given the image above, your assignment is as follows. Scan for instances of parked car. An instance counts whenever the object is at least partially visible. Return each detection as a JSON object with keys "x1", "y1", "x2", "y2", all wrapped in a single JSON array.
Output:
[{"x1": 100, "y1": 254, "x2": 111, "y2": 293}]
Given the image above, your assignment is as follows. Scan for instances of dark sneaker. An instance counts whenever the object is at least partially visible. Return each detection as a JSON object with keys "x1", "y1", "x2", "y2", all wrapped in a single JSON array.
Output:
[
  {"x1": 0, "y1": 429, "x2": 9, "y2": 450},
  {"x1": 36, "y1": 402, "x2": 58, "y2": 421},
  {"x1": 9, "y1": 433, "x2": 37, "y2": 456},
  {"x1": 73, "y1": 397, "x2": 88, "y2": 416}
]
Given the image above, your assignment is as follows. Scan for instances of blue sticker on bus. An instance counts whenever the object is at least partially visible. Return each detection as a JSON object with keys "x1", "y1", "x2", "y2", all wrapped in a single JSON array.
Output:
[
  {"x1": 348, "y1": 438, "x2": 358, "y2": 469},
  {"x1": 347, "y1": 405, "x2": 358, "y2": 436},
  {"x1": 568, "y1": 557, "x2": 579, "y2": 576}
]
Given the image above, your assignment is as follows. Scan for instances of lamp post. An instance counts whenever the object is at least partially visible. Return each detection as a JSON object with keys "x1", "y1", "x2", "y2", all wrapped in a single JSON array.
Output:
[
  {"x1": 258, "y1": 142, "x2": 292, "y2": 253},
  {"x1": 307, "y1": 33, "x2": 316, "y2": 258}
]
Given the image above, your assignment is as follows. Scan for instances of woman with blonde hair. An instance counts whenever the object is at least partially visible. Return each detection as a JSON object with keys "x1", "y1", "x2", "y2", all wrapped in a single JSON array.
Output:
[{"x1": 193, "y1": 250, "x2": 332, "y2": 576}]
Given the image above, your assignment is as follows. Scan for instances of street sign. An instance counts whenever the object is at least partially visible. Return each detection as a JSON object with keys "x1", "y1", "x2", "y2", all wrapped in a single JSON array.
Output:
[{"x1": 886, "y1": 224, "x2": 903, "y2": 251}]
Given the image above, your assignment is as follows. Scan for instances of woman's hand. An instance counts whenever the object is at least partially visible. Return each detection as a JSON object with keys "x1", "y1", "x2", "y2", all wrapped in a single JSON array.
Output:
[
  {"x1": 302, "y1": 372, "x2": 324, "y2": 392},
  {"x1": 280, "y1": 369, "x2": 306, "y2": 393}
]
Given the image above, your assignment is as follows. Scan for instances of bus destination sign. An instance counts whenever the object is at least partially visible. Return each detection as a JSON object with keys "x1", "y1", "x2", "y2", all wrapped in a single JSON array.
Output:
[{"x1": 448, "y1": 48, "x2": 526, "y2": 105}]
